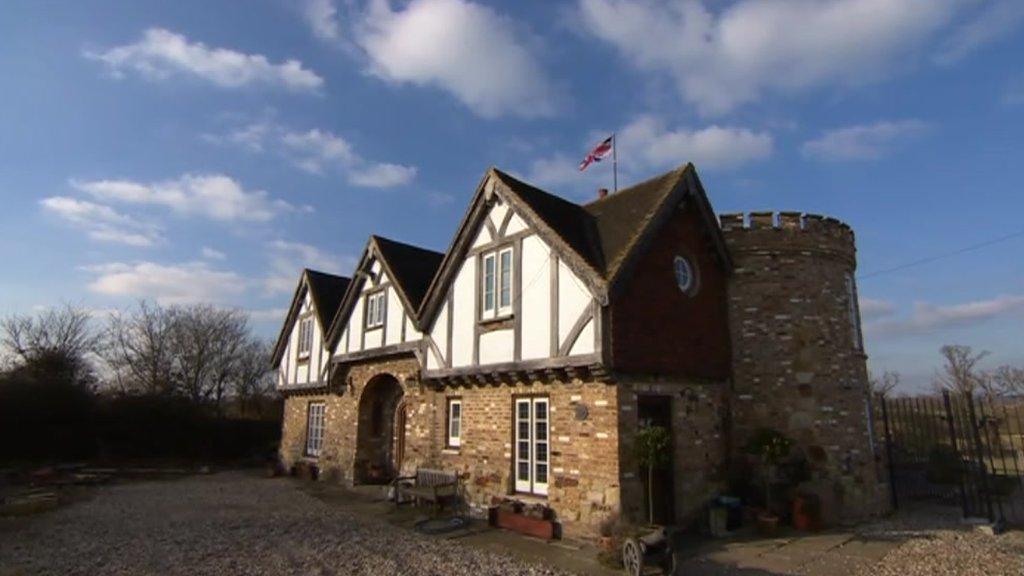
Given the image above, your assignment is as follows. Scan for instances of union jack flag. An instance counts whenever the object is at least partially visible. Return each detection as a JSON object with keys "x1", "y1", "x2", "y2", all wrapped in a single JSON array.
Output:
[{"x1": 578, "y1": 136, "x2": 613, "y2": 171}]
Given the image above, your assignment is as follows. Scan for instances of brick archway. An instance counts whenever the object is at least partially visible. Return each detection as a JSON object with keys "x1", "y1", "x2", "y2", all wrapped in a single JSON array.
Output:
[{"x1": 354, "y1": 373, "x2": 404, "y2": 484}]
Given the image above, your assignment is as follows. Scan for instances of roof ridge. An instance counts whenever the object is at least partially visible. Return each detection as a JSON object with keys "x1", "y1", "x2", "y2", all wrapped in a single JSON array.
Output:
[
  {"x1": 582, "y1": 163, "x2": 691, "y2": 208},
  {"x1": 372, "y1": 234, "x2": 445, "y2": 256}
]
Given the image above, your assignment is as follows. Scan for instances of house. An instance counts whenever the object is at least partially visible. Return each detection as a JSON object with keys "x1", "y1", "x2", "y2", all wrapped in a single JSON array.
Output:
[{"x1": 272, "y1": 163, "x2": 887, "y2": 537}]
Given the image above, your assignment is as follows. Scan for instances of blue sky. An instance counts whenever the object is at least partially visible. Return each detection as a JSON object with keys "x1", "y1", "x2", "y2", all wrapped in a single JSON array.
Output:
[{"x1": 2, "y1": 0, "x2": 1023, "y2": 391}]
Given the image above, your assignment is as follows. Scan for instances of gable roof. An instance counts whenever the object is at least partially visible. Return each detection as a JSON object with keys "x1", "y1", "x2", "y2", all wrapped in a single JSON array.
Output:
[
  {"x1": 419, "y1": 163, "x2": 731, "y2": 324},
  {"x1": 271, "y1": 269, "x2": 351, "y2": 368},
  {"x1": 373, "y1": 235, "x2": 445, "y2": 312},
  {"x1": 490, "y1": 169, "x2": 604, "y2": 274},
  {"x1": 326, "y1": 235, "x2": 444, "y2": 350}
]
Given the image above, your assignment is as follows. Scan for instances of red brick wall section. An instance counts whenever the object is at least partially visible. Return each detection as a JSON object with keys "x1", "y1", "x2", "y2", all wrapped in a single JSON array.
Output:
[{"x1": 609, "y1": 200, "x2": 731, "y2": 379}]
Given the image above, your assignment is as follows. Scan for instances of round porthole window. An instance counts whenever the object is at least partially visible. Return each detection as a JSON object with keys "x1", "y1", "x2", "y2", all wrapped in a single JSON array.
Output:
[{"x1": 674, "y1": 256, "x2": 697, "y2": 294}]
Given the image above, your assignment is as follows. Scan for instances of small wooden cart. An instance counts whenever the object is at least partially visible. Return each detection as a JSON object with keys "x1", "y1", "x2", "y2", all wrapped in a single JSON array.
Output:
[{"x1": 621, "y1": 526, "x2": 675, "y2": 576}]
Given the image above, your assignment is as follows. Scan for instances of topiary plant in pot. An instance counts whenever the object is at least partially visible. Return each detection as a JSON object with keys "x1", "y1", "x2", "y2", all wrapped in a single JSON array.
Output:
[
  {"x1": 744, "y1": 428, "x2": 794, "y2": 534},
  {"x1": 635, "y1": 425, "x2": 672, "y2": 526}
]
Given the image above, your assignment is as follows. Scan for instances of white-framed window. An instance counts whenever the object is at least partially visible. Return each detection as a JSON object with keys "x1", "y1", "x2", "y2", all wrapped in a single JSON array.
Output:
[
  {"x1": 846, "y1": 274, "x2": 862, "y2": 350},
  {"x1": 514, "y1": 397, "x2": 549, "y2": 496},
  {"x1": 481, "y1": 246, "x2": 513, "y2": 320},
  {"x1": 297, "y1": 316, "x2": 313, "y2": 358},
  {"x1": 674, "y1": 255, "x2": 697, "y2": 294},
  {"x1": 305, "y1": 402, "x2": 325, "y2": 457},
  {"x1": 365, "y1": 290, "x2": 386, "y2": 329},
  {"x1": 447, "y1": 398, "x2": 462, "y2": 448}
]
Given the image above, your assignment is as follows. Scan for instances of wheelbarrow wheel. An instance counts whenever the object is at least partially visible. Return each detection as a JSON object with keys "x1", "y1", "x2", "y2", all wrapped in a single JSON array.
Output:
[{"x1": 622, "y1": 537, "x2": 643, "y2": 576}]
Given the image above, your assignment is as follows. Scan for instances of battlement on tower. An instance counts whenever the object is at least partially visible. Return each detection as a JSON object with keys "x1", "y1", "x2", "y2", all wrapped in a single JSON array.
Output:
[{"x1": 719, "y1": 211, "x2": 856, "y2": 266}]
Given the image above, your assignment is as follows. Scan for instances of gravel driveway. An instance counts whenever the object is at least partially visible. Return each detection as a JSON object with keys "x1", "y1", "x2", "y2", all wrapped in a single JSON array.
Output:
[
  {"x1": 3, "y1": 471, "x2": 1023, "y2": 576},
  {"x1": 0, "y1": 471, "x2": 571, "y2": 576}
]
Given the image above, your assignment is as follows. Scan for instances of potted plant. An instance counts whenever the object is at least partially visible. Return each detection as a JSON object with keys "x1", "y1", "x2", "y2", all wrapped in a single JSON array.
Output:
[
  {"x1": 792, "y1": 492, "x2": 822, "y2": 531},
  {"x1": 635, "y1": 425, "x2": 672, "y2": 526},
  {"x1": 744, "y1": 428, "x2": 794, "y2": 534}
]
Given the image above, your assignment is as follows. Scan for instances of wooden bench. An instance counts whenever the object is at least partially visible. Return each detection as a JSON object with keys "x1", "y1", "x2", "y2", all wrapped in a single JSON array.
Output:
[{"x1": 392, "y1": 468, "x2": 458, "y2": 509}]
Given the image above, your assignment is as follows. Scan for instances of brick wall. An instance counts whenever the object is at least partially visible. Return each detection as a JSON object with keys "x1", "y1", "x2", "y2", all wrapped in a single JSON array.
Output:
[{"x1": 609, "y1": 201, "x2": 731, "y2": 379}]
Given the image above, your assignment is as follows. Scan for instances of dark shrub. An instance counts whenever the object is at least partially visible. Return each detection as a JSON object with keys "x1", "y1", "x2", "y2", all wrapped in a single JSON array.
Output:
[{"x1": 926, "y1": 444, "x2": 964, "y2": 484}]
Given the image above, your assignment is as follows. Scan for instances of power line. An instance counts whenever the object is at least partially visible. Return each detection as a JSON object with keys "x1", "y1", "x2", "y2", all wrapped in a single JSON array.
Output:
[{"x1": 858, "y1": 229, "x2": 1024, "y2": 281}]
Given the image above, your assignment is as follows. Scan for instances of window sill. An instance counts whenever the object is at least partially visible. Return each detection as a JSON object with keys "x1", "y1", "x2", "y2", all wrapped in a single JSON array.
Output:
[
  {"x1": 364, "y1": 325, "x2": 383, "y2": 332},
  {"x1": 441, "y1": 447, "x2": 461, "y2": 455},
  {"x1": 511, "y1": 492, "x2": 548, "y2": 503},
  {"x1": 478, "y1": 316, "x2": 514, "y2": 332}
]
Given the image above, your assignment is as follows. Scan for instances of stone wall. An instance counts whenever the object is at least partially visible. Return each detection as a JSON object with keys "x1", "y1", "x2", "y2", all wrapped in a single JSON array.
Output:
[
  {"x1": 433, "y1": 378, "x2": 621, "y2": 537},
  {"x1": 617, "y1": 379, "x2": 728, "y2": 527},
  {"x1": 720, "y1": 212, "x2": 887, "y2": 520},
  {"x1": 279, "y1": 364, "x2": 625, "y2": 537}
]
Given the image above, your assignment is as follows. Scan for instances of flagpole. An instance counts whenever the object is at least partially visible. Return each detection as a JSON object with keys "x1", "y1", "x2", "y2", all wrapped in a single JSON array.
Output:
[{"x1": 612, "y1": 133, "x2": 618, "y2": 193}]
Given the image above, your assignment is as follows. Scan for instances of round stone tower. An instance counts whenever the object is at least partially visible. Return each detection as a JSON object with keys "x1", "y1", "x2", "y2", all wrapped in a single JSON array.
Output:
[{"x1": 720, "y1": 211, "x2": 887, "y2": 520}]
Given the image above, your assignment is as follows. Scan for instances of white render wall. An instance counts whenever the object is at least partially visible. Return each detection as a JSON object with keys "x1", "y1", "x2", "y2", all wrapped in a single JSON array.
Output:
[
  {"x1": 520, "y1": 234, "x2": 551, "y2": 360},
  {"x1": 277, "y1": 290, "x2": 330, "y2": 388},
  {"x1": 425, "y1": 187, "x2": 599, "y2": 372},
  {"x1": 334, "y1": 265, "x2": 422, "y2": 358}
]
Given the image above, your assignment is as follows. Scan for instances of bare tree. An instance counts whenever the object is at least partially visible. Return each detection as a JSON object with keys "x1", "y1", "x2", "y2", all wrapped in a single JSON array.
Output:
[
  {"x1": 102, "y1": 302, "x2": 178, "y2": 395},
  {"x1": 989, "y1": 365, "x2": 1024, "y2": 398},
  {"x1": 169, "y1": 305, "x2": 247, "y2": 405},
  {"x1": 869, "y1": 370, "x2": 901, "y2": 397},
  {"x1": 1, "y1": 304, "x2": 100, "y2": 387},
  {"x1": 232, "y1": 339, "x2": 275, "y2": 417},
  {"x1": 1, "y1": 304, "x2": 99, "y2": 363},
  {"x1": 932, "y1": 344, "x2": 990, "y2": 397}
]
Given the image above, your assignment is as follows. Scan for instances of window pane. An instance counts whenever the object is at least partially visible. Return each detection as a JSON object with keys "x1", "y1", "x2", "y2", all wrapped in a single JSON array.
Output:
[
  {"x1": 536, "y1": 442, "x2": 548, "y2": 462},
  {"x1": 535, "y1": 401, "x2": 547, "y2": 420},
  {"x1": 483, "y1": 255, "x2": 495, "y2": 311},
  {"x1": 518, "y1": 421, "x2": 530, "y2": 438},
  {"x1": 536, "y1": 463, "x2": 548, "y2": 484},
  {"x1": 535, "y1": 423, "x2": 547, "y2": 441},
  {"x1": 499, "y1": 250, "x2": 511, "y2": 308},
  {"x1": 518, "y1": 462, "x2": 529, "y2": 481},
  {"x1": 518, "y1": 441, "x2": 529, "y2": 460},
  {"x1": 518, "y1": 402, "x2": 529, "y2": 419}
]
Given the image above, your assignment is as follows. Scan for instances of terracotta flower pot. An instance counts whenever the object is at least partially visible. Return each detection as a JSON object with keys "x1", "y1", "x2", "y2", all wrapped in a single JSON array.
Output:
[{"x1": 792, "y1": 495, "x2": 822, "y2": 531}]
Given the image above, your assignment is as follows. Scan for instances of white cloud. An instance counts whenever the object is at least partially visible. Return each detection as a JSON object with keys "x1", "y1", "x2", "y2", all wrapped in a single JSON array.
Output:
[
  {"x1": 801, "y1": 120, "x2": 927, "y2": 161},
  {"x1": 304, "y1": 0, "x2": 343, "y2": 41},
  {"x1": 348, "y1": 163, "x2": 418, "y2": 188},
  {"x1": 202, "y1": 119, "x2": 274, "y2": 152},
  {"x1": 524, "y1": 115, "x2": 772, "y2": 192},
  {"x1": 618, "y1": 115, "x2": 773, "y2": 170},
  {"x1": 71, "y1": 174, "x2": 296, "y2": 222},
  {"x1": 83, "y1": 261, "x2": 246, "y2": 305},
  {"x1": 934, "y1": 0, "x2": 1024, "y2": 65},
  {"x1": 201, "y1": 247, "x2": 227, "y2": 260},
  {"x1": 264, "y1": 240, "x2": 355, "y2": 295},
  {"x1": 866, "y1": 294, "x2": 1024, "y2": 337},
  {"x1": 40, "y1": 196, "x2": 161, "y2": 247},
  {"x1": 577, "y1": 0, "x2": 962, "y2": 115},
  {"x1": 859, "y1": 297, "x2": 896, "y2": 321},
  {"x1": 210, "y1": 123, "x2": 418, "y2": 188},
  {"x1": 85, "y1": 28, "x2": 323, "y2": 92},
  {"x1": 282, "y1": 128, "x2": 358, "y2": 174},
  {"x1": 249, "y1": 307, "x2": 290, "y2": 323},
  {"x1": 355, "y1": 0, "x2": 555, "y2": 118}
]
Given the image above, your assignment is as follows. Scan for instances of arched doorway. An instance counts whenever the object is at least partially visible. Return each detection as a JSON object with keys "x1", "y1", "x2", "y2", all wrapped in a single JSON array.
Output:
[{"x1": 355, "y1": 374, "x2": 405, "y2": 484}]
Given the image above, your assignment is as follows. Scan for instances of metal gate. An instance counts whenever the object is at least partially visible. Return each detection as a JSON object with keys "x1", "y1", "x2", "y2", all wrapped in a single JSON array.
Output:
[{"x1": 879, "y1": 391, "x2": 1024, "y2": 527}]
